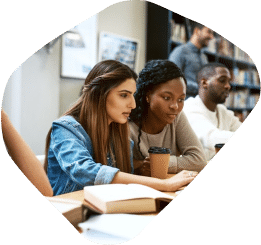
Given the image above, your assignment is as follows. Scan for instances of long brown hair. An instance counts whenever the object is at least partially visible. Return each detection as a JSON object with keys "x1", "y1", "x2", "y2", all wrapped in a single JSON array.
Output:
[{"x1": 44, "y1": 60, "x2": 137, "y2": 173}]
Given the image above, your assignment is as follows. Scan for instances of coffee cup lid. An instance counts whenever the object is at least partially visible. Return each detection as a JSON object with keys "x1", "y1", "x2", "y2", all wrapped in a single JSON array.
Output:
[
  {"x1": 148, "y1": 146, "x2": 171, "y2": 154},
  {"x1": 214, "y1": 143, "x2": 225, "y2": 149}
]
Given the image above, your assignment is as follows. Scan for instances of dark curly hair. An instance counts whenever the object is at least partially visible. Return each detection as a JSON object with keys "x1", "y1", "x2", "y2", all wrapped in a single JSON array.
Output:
[{"x1": 129, "y1": 59, "x2": 187, "y2": 158}]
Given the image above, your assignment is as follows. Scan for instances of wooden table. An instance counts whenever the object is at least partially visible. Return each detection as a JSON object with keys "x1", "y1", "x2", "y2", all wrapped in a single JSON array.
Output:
[
  {"x1": 58, "y1": 189, "x2": 87, "y2": 203},
  {"x1": 57, "y1": 189, "x2": 177, "y2": 206},
  {"x1": 56, "y1": 173, "x2": 183, "y2": 206},
  {"x1": 57, "y1": 173, "x2": 181, "y2": 204},
  {"x1": 56, "y1": 187, "x2": 179, "y2": 231},
  {"x1": 52, "y1": 176, "x2": 185, "y2": 232}
]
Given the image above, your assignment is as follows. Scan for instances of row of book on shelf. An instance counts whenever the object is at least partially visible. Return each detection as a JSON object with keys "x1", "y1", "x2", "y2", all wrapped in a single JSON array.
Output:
[
  {"x1": 206, "y1": 36, "x2": 254, "y2": 63},
  {"x1": 232, "y1": 68, "x2": 260, "y2": 86},
  {"x1": 170, "y1": 20, "x2": 186, "y2": 44},
  {"x1": 224, "y1": 90, "x2": 260, "y2": 109},
  {"x1": 170, "y1": 21, "x2": 254, "y2": 63}
]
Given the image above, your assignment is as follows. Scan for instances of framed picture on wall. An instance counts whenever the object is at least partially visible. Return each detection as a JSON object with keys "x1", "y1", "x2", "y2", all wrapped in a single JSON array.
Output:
[
  {"x1": 98, "y1": 32, "x2": 139, "y2": 71},
  {"x1": 61, "y1": 15, "x2": 97, "y2": 79}
]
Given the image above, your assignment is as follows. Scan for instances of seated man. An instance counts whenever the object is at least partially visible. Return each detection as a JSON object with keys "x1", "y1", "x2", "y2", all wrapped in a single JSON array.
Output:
[{"x1": 183, "y1": 62, "x2": 242, "y2": 160}]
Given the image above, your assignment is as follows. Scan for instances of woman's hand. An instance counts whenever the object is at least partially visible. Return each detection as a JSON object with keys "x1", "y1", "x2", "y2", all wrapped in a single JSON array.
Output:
[
  {"x1": 163, "y1": 170, "x2": 198, "y2": 192},
  {"x1": 112, "y1": 170, "x2": 198, "y2": 193}
]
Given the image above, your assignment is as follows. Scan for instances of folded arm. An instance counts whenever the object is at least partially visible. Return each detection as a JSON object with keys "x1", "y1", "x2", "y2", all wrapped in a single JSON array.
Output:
[{"x1": 168, "y1": 112, "x2": 207, "y2": 173}]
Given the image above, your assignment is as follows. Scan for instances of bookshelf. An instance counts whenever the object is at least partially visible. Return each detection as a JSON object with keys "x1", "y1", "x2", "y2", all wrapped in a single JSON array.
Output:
[{"x1": 146, "y1": 2, "x2": 260, "y2": 121}]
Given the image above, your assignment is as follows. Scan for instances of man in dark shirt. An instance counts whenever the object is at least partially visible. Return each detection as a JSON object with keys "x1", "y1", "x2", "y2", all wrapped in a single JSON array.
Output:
[{"x1": 169, "y1": 22, "x2": 214, "y2": 97}]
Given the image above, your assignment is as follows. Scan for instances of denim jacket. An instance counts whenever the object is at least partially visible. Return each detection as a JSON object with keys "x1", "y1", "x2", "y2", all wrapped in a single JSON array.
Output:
[{"x1": 47, "y1": 116, "x2": 134, "y2": 196}]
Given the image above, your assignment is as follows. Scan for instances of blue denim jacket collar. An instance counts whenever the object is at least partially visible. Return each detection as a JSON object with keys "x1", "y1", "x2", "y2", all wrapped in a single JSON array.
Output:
[{"x1": 47, "y1": 115, "x2": 134, "y2": 195}]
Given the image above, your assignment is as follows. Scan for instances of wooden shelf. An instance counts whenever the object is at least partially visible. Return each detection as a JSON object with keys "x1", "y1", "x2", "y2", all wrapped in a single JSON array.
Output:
[
  {"x1": 228, "y1": 107, "x2": 255, "y2": 112},
  {"x1": 146, "y1": 2, "x2": 260, "y2": 120}
]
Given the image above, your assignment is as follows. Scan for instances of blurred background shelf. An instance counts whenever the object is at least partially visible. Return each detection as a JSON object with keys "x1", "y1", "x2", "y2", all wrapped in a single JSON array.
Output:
[{"x1": 146, "y1": 2, "x2": 260, "y2": 122}]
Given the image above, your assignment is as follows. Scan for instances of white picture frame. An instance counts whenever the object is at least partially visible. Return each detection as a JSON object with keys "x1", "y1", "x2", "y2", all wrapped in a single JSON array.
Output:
[
  {"x1": 98, "y1": 31, "x2": 139, "y2": 71},
  {"x1": 61, "y1": 15, "x2": 97, "y2": 79}
]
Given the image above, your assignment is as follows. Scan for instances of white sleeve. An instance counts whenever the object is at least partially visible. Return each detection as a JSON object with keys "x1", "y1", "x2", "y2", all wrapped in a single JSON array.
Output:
[
  {"x1": 186, "y1": 112, "x2": 234, "y2": 154},
  {"x1": 227, "y1": 110, "x2": 242, "y2": 132}
]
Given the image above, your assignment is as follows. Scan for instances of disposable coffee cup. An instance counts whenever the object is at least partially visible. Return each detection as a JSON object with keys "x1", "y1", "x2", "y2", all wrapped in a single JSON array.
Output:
[
  {"x1": 214, "y1": 143, "x2": 225, "y2": 154},
  {"x1": 148, "y1": 147, "x2": 171, "y2": 179}
]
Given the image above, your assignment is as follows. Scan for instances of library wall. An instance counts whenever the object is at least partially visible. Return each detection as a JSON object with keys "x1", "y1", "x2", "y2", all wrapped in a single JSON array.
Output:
[
  {"x1": 2, "y1": 1, "x2": 147, "y2": 155},
  {"x1": 59, "y1": 0, "x2": 147, "y2": 116},
  {"x1": 2, "y1": 42, "x2": 60, "y2": 155}
]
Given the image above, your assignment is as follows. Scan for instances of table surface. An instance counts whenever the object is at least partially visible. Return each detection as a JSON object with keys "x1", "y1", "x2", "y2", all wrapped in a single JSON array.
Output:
[
  {"x1": 57, "y1": 188, "x2": 178, "y2": 201},
  {"x1": 56, "y1": 173, "x2": 182, "y2": 202},
  {"x1": 51, "y1": 174, "x2": 185, "y2": 233}
]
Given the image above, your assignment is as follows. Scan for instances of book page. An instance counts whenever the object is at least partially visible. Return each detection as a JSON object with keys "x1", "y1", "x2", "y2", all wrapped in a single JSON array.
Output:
[
  {"x1": 79, "y1": 214, "x2": 155, "y2": 240},
  {"x1": 128, "y1": 184, "x2": 174, "y2": 199},
  {"x1": 46, "y1": 197, "x2": 82, "y2": 213},
  {"x1": 81, "y1": 229, "x2": 128, "y2": 244},
  {"x1": 84, "y1": 184, "x2": 173, "y2": 203},
  {"x1": 85, "y1": 184, "x2": 145, "y2": 203}
]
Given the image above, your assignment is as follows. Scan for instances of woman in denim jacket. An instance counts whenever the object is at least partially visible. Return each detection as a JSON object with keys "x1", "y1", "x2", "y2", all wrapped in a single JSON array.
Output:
[{"x1": 44, "y1": 60, "x2": 197, "y2": 196}]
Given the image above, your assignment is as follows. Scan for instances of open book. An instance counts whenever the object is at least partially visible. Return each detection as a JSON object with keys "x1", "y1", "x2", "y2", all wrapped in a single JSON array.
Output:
[
  {"x1": 83, "y1": 184, "x2": 174, "y2": 214},
  {"x1": 46, "y1": 197, "x2": 84, "y2": 227}
]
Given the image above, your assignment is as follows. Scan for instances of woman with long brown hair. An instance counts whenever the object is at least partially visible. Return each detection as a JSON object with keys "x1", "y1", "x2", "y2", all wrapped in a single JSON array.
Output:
[{"x1": 44, "y1": 60, "x2": 197, "y2": 196}]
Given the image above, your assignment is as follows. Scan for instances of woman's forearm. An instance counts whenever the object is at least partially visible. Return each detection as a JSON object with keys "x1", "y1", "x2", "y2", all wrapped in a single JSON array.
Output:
[
  {"x1": 112, "y1": 170, "x2": 197, "y2": 192},
  {"x1": 111, "y1": 171, "x2": 166, "y2": 191},
  {"x1": 1, "y1": 110, "x2": 53, "y2": 196}
]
